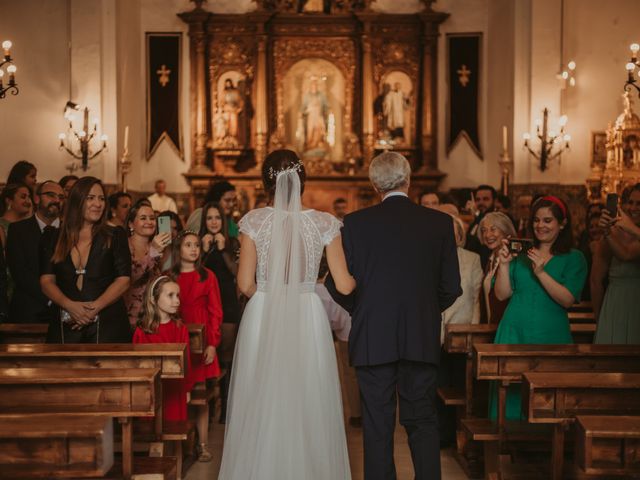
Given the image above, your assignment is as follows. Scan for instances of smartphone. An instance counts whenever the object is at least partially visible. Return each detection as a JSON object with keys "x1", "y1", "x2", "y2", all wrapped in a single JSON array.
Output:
[
  {"x1": 157, "y1": 215, "x2": 171, "y2": 235},
  {"x1": 508, "y1": 238, "x2": 534, "y2": 255},
  {"x1": 606, "y1": 193, "x2": 618, "y2": 218}
]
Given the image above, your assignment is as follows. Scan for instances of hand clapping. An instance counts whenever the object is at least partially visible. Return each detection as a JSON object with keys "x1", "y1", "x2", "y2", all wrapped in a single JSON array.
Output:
[{"x1": 527, "y1": 248, "x2": 547, "y2": 275}]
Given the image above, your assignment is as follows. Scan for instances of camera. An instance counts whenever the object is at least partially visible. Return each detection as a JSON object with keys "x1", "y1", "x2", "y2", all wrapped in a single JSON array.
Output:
[{"x1": 508, "y1": 238, "x2": 534, "y2": 255}]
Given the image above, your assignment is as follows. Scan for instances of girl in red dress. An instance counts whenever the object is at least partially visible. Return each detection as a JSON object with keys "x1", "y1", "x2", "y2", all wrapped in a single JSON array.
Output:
[
  {"x1": 132, "y1": 275, "x2": 191, "y2": 421},
  {"x1": 171, "y1": 231, "x2": 223, "y2": 461}
]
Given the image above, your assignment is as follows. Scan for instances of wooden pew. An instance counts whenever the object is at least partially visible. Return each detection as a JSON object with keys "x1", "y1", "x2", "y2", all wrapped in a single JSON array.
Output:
[
  {"x1": 568, "y1": 300, "x2": 592, "y2": 313},
  {"x1": 0, "y1": 414, "x2": 113, "y2": 479},
  {"x1": 444, "y1": 324, "x2": 596, "y2": 416},
  {"x1": 575, "y1": 415, "x2": 640, "y2": 477},
  {"x1": 187, "y1": 323, "x2": 204, "y2": 355},
  {"x1": 523, "y1": 372, "x2": 640, "y2": 479},
  {"x1": 466, "y1": 344, "x2": 640, "y2": 479},
  {"x1": 0, "y1": 367, "x2": 160, "y2": 479},
  {"x1": 0, "y1": 343, "x2": 186, "y2": 379},
  {"x1": 567, "y1": 311, "x2": 595, "y2": 323},
  {"x1": 474, "y1": 344, "x2": 640, "y2": 383},
  {"x1": 0, "y1": 323, "x2": 48, "y2": 344}
]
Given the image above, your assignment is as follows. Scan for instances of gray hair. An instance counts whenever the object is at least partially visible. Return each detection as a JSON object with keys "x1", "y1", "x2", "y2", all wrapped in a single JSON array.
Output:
[
  {"x1": 477, "y1": 212, "x2": 516, "y2": 245},
  {"x1": 369, "y1": 152, "x2": 411, "y2": 193},
  {"x1": 452, "y1": 215, "x2": 467, "y2": 247}
]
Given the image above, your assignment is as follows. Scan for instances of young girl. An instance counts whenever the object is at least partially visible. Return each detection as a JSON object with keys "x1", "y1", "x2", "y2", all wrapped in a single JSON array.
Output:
[
  {"x1": 133, "y1": 275, "x2": 191, "y2": 421},
  {"x1": 171, "y1": 231, "x2": 223, "y2": 460}
]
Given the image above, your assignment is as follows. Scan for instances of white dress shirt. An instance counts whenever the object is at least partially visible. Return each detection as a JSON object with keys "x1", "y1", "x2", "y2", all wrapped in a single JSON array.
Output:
[
  {"x1": 35, "y1": 214, "x2": 60, "y2": 232},
  {"x1": 148, "y1": 193, "x2": 178, "y2": 213}
]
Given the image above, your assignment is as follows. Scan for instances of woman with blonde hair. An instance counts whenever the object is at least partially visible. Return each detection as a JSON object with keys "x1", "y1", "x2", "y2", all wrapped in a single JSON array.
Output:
[{"x1": 477, "y1": 211, "x2": 516, "y2": 324}]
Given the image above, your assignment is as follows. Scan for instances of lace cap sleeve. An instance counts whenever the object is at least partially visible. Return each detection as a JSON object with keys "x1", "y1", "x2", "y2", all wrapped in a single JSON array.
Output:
[
  {"x1": 238, "y1": 208, "x2": 270, "y2": 241},
  {"x1": 317, "y1": 212, "x2": 343, "y2": 246}
]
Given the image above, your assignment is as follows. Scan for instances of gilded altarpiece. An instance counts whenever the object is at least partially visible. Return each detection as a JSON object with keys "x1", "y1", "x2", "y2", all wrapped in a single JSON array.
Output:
[{"x1": 179, "y1": 2, "x2": 449, "y2": 213}]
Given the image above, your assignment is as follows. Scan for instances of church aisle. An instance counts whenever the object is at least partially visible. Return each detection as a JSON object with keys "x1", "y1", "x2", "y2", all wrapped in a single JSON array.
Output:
[{"x1": 185, "y1": 420, "x2": 468, "y2": 480}]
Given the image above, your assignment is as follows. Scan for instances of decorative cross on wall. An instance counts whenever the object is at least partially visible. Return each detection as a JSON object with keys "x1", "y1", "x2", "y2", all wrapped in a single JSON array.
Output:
[
  {"x1": 457, "y1": 64, "x2": 471, "y2": 87},
  {"x1": 156, "y1": 64, "x2": 171, "y2": 87}
]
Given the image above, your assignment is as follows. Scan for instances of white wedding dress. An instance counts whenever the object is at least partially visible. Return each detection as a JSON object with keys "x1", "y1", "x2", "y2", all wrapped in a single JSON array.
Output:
[{"x1": 218, "y1": 170, "x2": 351, "y2": 480}]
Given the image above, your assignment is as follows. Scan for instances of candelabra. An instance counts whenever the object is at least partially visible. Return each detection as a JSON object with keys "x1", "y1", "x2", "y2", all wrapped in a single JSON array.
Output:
[
  {"x1": 625, "y1": 43, "x2": 640, "y2": 97},
  {"x1": 522, "y1": 108, "x2": 571, "y2": 172},
  {"x1": 58, "y1": 104, "x2": 108, "y2": 171},
  {"x1": 0, "y1": 40, "x2": 18, "y2": 99}
]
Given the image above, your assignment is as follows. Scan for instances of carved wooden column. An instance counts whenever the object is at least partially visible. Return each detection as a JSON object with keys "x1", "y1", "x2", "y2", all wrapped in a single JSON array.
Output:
[
  {"x1": 361, "y1": 22, "x2": 375, "y2": 167},
  {"x1": 254, "y1": 30, "x2": 268, "y2": 165},
  {"x1": 178, "y1": 6, "x2": 211, "y2": 173},
  {"x1": 419, "y1": 8, "x2": 449, "y2": 173}
]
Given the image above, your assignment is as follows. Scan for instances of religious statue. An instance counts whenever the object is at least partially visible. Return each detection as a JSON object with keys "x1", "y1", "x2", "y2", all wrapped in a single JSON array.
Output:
[
  {"x1": 374, "y1": 83, "x2": 391, "y2": 134},
  {"x1": 298, "y1": 78, "x2": 330, "y2": 153},
  {"x1": 221, "y1": 78, "x2": 244, "y2": 146},
  {"x1": 383, "y1": 82, "x2": 410, "y2": 140}
]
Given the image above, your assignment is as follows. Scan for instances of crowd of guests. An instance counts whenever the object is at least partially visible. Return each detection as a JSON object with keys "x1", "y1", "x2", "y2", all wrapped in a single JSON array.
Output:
[
  {"x1": 0, "y1": 157, "x2": 638, "y2": 454},
  {"x1": 415, "y1": 182, "x2": 640, "y2": 442}
]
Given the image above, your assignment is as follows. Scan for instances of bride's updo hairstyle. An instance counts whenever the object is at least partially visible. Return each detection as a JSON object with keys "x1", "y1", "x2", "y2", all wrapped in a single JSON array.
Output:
[{"x1": 261, "y1": 149, "x2": 306, "y2": 196}]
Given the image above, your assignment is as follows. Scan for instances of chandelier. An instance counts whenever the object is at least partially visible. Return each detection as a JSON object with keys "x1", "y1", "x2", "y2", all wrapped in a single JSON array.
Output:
[
  {"x1": 522, "y1": 108, "x2": 571, "y2": 172},
  {"x1": 0, "y1": 40, "x2": 18, "y2": 99},
  {"x1": 58, "y1": 102, "x2": 108, "y2": 172},
  {"x1": 625, "y1": 43, "x2": 640, "y2": 97}
]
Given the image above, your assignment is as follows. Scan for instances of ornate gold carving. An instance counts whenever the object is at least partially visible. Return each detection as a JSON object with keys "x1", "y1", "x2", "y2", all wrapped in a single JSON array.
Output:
[{"x1": 258, "y1": 0, "x2": 370, "y2": 13}]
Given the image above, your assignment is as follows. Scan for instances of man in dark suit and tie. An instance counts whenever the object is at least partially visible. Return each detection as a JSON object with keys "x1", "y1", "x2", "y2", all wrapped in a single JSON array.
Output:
[
  {"x1": 327, "y1": 152, "x2": 462, "y2": 480},
  {"x1": 7, "y1": 180, "x2": 64, "y2": 323}
]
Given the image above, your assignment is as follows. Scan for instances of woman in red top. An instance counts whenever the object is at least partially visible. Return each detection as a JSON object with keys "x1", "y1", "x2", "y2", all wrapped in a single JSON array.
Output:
[
  {"x1": 171, "y1": 231, "x2": 223, "y2": 461},
  {"x1": 132, "y1": 275, "x2": 190, "y2": 421}
]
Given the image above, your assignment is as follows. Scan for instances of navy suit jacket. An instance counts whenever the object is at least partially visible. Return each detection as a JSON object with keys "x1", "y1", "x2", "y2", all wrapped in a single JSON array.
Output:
[
  {"x1": 326, "y1": 195, "x2": 462, "y2": 367},
  {"x1": 7, "y1": 216, "x2": 52, "y2": 323}
]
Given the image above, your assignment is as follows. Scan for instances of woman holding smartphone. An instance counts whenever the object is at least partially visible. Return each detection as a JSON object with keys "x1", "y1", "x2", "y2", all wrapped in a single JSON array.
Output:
[
  {"x1": 592, "y1": 183, "x2": 640, "y2": 344},
  {"x1": 490, "y1": 196, "x2": 587, "y2": 419},
  {"x1": 123, "y1": 200, "x2": 171, "y2": 328}
]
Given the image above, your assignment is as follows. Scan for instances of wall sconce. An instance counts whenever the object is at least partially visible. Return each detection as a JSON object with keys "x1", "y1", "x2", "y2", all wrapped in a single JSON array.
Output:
[{"x1": 522, "y1": 108, "x2": 571, "y2": 172}]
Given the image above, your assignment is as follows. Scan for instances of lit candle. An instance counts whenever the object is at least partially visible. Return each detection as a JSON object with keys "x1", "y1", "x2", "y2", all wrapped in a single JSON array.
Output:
[
  {"x1": 7, "y1": 65, "x2": 16, "y2": 85},
  {"x1": 123, "y1": 125, "x2": 129, "y2": 154},
  {"x1": 502, "y1": 125, "x2": 508, "y2": 152},
  {"x1": 2, "y1": 40, "x2": 11, "y2": 58}
]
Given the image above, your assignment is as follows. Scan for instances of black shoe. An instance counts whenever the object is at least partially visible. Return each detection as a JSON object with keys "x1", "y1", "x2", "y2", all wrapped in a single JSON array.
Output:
[{"x1": 349, "y1": 416, "x2": 362, "y2": 428}]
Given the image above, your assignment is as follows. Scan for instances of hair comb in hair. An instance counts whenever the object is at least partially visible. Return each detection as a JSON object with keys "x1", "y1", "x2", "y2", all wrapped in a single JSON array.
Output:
[{"x1": 267, "y1": 162, "x2": 303, "y2": 180}]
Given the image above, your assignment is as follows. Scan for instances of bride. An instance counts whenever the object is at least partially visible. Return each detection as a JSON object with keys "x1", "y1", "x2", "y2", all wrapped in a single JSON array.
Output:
[{"x1": 218, "y1": 149, "x2": 355, "y2": 479}]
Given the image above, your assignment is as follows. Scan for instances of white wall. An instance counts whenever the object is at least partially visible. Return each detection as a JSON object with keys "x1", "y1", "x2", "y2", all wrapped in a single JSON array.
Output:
[
  {"x1": 1, "y1": 0, "x2": 639, "y2": 191},
  {"x1": 0, "y1": 0, "x2": 73, "y2": 183}
]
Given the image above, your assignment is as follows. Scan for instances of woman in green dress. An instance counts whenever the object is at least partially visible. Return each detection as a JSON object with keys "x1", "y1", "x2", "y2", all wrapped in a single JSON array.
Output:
[{"x1": 489, "y1": 196, "x2": 587, "y2": 420}]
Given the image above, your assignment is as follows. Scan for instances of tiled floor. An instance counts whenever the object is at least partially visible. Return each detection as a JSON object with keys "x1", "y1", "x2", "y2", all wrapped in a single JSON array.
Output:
[{"x1": 185, "y1": 417, "x2": 468, "y2": 480}]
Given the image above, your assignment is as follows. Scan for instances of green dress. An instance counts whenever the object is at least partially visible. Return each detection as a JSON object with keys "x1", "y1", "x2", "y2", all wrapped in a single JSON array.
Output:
[
  {"x1": 594, "y1": 257, "x2": 640, "y2": 344},
  {"x1": 489, "y1": 249, "x2": 587, "y2": 420}
]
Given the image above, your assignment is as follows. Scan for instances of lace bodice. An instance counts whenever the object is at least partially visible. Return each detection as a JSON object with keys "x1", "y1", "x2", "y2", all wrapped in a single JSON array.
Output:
[{"x1": 239, "y1": 207, "x2": 342, "y2": 288}]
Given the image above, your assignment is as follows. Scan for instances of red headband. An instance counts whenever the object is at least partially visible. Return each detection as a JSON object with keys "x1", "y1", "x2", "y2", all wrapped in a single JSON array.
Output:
[{"x1": 538, "y1": 195, "x2": 567, "y2": 217}]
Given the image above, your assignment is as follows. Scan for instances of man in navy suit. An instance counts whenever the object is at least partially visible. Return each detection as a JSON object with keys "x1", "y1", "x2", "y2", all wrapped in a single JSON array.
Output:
[
  {"x1": 327, "y1": 152, "x2": 462, "y2": 480},
  {"x1": 7, "y1": 181, "x2": 64, "y2": 323}
]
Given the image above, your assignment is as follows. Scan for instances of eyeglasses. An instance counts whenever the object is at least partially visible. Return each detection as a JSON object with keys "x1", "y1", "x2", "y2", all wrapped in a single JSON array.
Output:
[{"x1": 41, "y1": 192, "x2": 65, "y2": 201}]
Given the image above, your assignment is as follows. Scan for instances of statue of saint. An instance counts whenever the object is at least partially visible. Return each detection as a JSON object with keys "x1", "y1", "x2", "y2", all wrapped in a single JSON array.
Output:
[
  {"x1": 383, "y1": 82, "x2": 410, "y2": 140},
  {"x1": 300, "y1": 79, "x2": 329, "y2": 151},
  {"x1": 221, "y1": 78, "x2": 244, "y2": 145},
  {"x1": 374, "y1": 83, "x2": 391, "y2": 134}
]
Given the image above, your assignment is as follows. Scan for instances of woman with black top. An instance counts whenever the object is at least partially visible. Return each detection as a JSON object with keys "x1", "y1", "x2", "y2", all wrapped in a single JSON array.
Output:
[
  {"x1": 199, "y1": 201, "x2": 240, "y2": 423},
  {"x1": 40, "y1": 177, "x2": 131, "y2": 343},
  {"x1": 199, "y1": 201, "x2": 240, "y2": 324}
]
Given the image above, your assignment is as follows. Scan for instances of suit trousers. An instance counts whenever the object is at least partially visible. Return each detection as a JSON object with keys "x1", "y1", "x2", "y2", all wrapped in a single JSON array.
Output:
[{"x1": 356, "y1": 360, "x2": 440, "y2": 480}]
